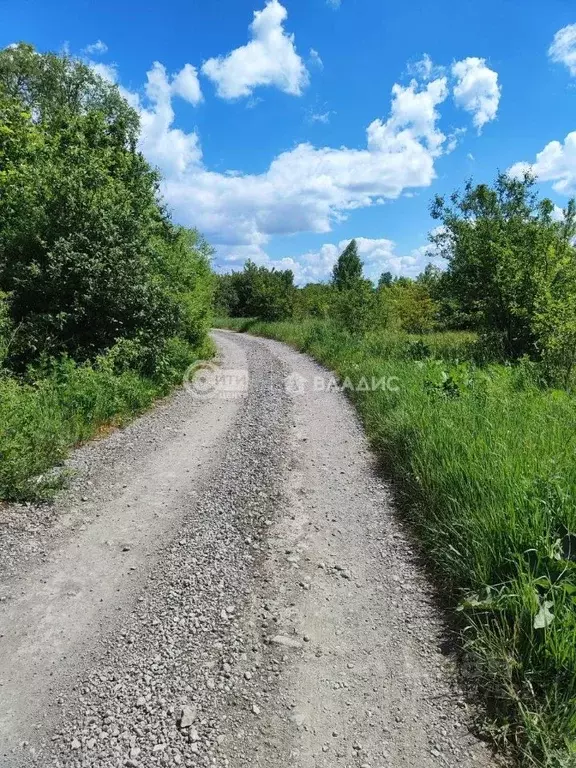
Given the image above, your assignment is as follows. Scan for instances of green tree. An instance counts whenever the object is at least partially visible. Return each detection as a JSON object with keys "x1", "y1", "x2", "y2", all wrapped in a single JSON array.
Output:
[
  {"x1": 378, "y1": 271, "x2": 393, "y2": 288},
  {"x1": 220, "y1": 262, "x2": 295, "y2": 321},
  {"x1": 294, "y1": 283, "x2": 333, "y2": 319},
  {"x1": 0, "y1": 44, "x2": 213, "y2": 372},
  {"x1": 331, "y1": 279, "x2": 375, "y2": 335},
  {"x1": 332, "y1": 239, "x2": 363, "y2": 290},
  {"x1": 431, "y1": 172, "x2": 576, "y2": 363}
]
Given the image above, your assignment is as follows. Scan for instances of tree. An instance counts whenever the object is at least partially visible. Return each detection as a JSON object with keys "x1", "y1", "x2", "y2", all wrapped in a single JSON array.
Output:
[
  {"x1": 385, "y1": 281, "x2": 437, "y2": 333},
  {"x1": 416, "y1": 263, "x2": 443, "y2": 297},
  {"x1": 217, "y1": 262, "x2": 295, "y2": 321},
  {"x1": 431, "y1": 172, "x2": 576, "y2": 363},
  {"x1": 332, "y1": 239, "x2": 363, "y2": 290},
  {"x1": 294, "y1": 283, "x2": 333, "y2": 319},
  {"x1": 378, "y1": 271, "x2": 393, "y2": 288},
  {"x1": 0, "y1": 44, "x2": 214, "y2": 372}
]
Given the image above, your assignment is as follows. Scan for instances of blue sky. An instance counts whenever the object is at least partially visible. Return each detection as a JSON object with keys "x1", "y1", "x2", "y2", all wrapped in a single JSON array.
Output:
[{"x1": 2, "y1": 0, "x2": 576, "y2": 283}]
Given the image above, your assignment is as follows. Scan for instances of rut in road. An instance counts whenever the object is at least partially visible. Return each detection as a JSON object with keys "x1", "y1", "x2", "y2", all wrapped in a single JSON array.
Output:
[{"x1": 0, "y1": 330, "x2": 496, "y2": 768}]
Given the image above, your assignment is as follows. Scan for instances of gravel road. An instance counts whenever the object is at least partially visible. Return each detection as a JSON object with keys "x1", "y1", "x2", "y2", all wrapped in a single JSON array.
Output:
[{"x1": 0, "y1": 330, "x2": 496, "y2": 768}]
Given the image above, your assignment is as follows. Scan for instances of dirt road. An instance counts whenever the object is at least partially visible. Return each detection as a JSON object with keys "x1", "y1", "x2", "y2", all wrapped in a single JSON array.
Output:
[{"x1": 0, "y1": 331, "x2": 494, "y2": 767}]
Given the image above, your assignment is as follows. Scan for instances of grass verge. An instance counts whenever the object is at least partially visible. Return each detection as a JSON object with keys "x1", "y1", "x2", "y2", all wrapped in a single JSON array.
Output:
[
  {"x1": 216, "y1": 317, "x2": 576, "y2": 767},
  {"x1": 0, "y1": 337, "x2": 214, "y2": 500}
]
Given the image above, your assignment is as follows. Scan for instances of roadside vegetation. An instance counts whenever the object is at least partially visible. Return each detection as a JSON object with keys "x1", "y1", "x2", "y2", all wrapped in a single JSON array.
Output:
[
  {"x1": 216, "y1": 174, "x2": 576, "y2": 766},
  {"x1": 0, "y1": 44, "x2": 214, "y2": 499}
]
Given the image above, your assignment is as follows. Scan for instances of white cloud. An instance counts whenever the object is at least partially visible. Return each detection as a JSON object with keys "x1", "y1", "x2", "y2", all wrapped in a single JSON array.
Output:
[
  {"x1": 171, "y1": 63, "x2": 203, "y2": 105},
  {"x1": 327, "y1": 0, "x2": 342, "y2": 7},
  {"x1": 309, "y1": 48, "x2": 324, "y2": 70},
  {"x1": 107, "y1": 49, "x2": 491, "y2": 273},
  {"x1": 309, "y1": 109, "x2": 332, "y2": 124},
  {"x1": 549, "y1": 24, "x2": 576, "y2": 76},
  {"x1": 452, "y1": 57, "x2": 501, "y2": 132},
  {"x1": 89, "y1": 61, "x2": 117, "y2": 84},
  {"x1": 201, "y1": 0, "x2": 309, "y2": 99},
  {"x1": 157, "y1": 74, "x2": 450, "y2": 249},
  {"x1": 408, "y1": 54, "x2": 445, "y2": 82},
  {"x1": 219, "y1": 236, "x2": 444, "y2": 284},
  {"x1": 509, "y1": 132, "x2": 576, "y2": 195},
  {"x1": 84, "y1": 40, "x2": 108, "y2": 56},
  {"x1": 136, "y1": 63, "x2": 203, "y2": 177}
]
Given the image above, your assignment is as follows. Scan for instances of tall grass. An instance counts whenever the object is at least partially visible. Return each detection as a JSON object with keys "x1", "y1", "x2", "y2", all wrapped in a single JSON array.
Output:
[
  {"x1": 216, "y1": 317, "x2": 576, "y2": 767},
  {"x1": 0, "y1": 337, "x2": 214, "y2": 500}
]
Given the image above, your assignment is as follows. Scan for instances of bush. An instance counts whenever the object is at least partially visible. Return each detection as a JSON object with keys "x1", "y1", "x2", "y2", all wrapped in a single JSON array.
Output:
[
  {"x1": 0, "y1": 44, "x2": 214, "y2": 372},
  {"x1": 0, "y1": 44, "x2": 216, "y2": 498},
  {"x1": 214, "y1": 261, "x2": 295, "y2": 320},
  {"x1": 432, "y1": 173, "x2": 576, "y2": 375}
]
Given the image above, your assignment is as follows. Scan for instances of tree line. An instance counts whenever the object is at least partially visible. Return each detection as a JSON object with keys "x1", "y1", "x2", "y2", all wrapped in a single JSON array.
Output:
[
  {"x1": 0, "y1": 44, "x2": 214, "y2": 499},
  {"x1": 0, "y1": 43, "x2": 214, "y2": 381},
  {"x1": 216, "y1": 173, "x2": 576, "y2": 384}
]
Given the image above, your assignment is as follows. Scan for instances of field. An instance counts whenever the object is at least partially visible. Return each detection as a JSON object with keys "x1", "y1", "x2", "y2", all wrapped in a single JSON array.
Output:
[{"x1": 217, "y1": 317, "x2": 576, "y2": 766}]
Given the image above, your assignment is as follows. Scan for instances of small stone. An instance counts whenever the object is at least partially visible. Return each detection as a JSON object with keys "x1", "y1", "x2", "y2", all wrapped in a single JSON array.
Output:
[
  {"x1": 179, "y1": 705, "x2": 197, "y2": 729},
  {"x1": 252, "y1": 703, "x2": 261, "y2": 715},
  {"x1": 71, "y1": 738, "x2": 81, "y2": 750},
  {"x1": 270, "y1": 635, "x2": 302, "y2": 649}
]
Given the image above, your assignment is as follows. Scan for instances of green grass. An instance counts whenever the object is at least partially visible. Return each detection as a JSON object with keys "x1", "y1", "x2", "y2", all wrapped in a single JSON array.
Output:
[
  {"x1": 0, "y1": 336, "x2": 214, "y2": 500},
  {"x1": 216, "y1": 317, "x2": 576, "y2": 767}
]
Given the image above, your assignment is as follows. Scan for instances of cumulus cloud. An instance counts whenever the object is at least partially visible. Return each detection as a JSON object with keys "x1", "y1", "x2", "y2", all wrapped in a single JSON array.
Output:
[
  {"x1": 156, "y1": 74, "x2": 450, "y2": 249},
  {"x1": 135, "y1": 63, "x2": 203, "y2": 176},
  {"x1": 219, "y1": 236, "x2": 444, "y2": 284},
  {"x1": 549, "y1": 24, "x2": 576, "y2": 76},
  {"x1": 201, "y1": 0, "x2": 309, "y2": 99},
  {"x1": 452, "y1": 57, "x2": 501, "y2": 132},
  {"x1": 509, "y1": 132, "x2": 576, "y2": 195},
  {"x1": 171, "y1": 63, "x2": 203, "y2": 105},
  {"x1": 84, "y1": 40, "x2": 108, "y2": 55},
  {"x1": 89, "y1": 61, "x2": 118, "y2": 84},
  {"x1": 408, "y1": 54, "x2": 445, "y2": 82},
  {"x1": 109, "y1": 49, "x2": 491, "y2": 274}
]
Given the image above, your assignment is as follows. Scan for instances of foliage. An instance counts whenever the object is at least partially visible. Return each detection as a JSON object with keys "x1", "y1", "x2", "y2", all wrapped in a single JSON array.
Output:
[
  {"x1": 0, "y1": 44, "x2": 215, "y2": 498},
  {"x1": 378, "y1": 279, "x2": 438, "y2": 333},
  {"x1": 331, "y1": 280, "x2": 376, "y2": 335},
  {"x1": 293, "y1": 282, "x2": 334, "y2": 319},
  {"x1": 332, "y1": 239, "x2": 363, "y2": 290},
  {"x1": 378, "y1": 270, "x2": 393, "y2": 288},
  {"x1": 0, "y1": 44, "x2": 213, "y2": 372},
  {"x1": 431, "y1": 172, "x2": 576, "y2": 377},
  {"x1": 214, "y1": 261, "x2": 295, "y2": 321}
]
